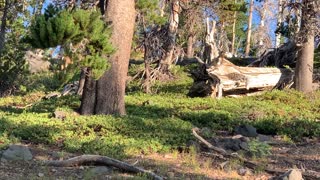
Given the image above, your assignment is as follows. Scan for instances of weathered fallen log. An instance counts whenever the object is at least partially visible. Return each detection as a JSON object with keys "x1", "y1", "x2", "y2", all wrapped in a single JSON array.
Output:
[
  {"x1": 44, "y1": 155, "x2": 163, "y2": 180},
  {"x1": 188, "y1": 56, "x2": 294, "y2": 98}
]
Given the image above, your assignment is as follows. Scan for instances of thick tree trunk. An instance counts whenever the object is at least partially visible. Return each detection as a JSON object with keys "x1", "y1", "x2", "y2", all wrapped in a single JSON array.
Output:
[
  {"x1": 294, "y1": 0, "x2": 315, "y2": 93},
  {"x1": 0, "y1": 0, "x2": 9, "y2": 53},
  {"x1": 80, "y1": 0, "x2": 136, "y2": 115},
  {"x1": 245, "y1": 0, "x2": 254, "y2": 57}
]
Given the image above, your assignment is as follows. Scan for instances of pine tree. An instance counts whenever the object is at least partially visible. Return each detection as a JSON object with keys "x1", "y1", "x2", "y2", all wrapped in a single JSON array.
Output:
[{"x1": 27, "y1": 7, "x2": 114, "y2": 79}]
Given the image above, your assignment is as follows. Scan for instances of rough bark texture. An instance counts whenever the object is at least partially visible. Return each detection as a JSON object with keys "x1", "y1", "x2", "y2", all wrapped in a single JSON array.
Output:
[
  {"x1": 80, "y1": 69, "x2": 96, "y2": 115},
  {"x1": 245, "y1": 0, "x2": 254, "y2": 57},
  {"x1": 294, "y1": 0, "x2": 315, "y2": 93},
  {"x1": 95, "y1": 0, "x2": 136, "y2": 115},
  {"x1": 80, "y1": 0, "x2": 136, "y2": 115}
]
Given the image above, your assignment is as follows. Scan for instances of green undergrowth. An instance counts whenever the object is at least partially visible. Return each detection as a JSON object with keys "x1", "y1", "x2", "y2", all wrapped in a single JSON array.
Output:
[{"x1": 0, "y1": 65, "x2": 319, "y2": 159}]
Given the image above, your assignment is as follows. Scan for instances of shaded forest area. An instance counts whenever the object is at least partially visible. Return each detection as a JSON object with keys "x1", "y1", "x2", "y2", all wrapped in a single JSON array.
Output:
[{"x1": 0, "y1": 0, "x2": 319, "y2": 179}]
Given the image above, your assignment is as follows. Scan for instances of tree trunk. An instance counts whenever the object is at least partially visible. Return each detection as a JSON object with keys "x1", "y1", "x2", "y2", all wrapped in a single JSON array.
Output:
[
  {"x1": 159, "y1": 0, "x2": 180, "y2": 73},
  {"x1": 77, "y1": 67, "x2": 87, "y2": 95},
  {"x1": 245, "y1": 0, "x2": 254, "y2": 57},
  {"x1": 203, "y1": 18, "x2": 219, "y2": 64},
  {"x1": 80, "y1": 0, "x2": 136, "y2": 115},
  {"x1": 143, "y1": 44, "x2": 151, "y2": 94},
  {"x1": 0, "y1": 0, "x2": 9, "y2": 53},
  {"x1": 294, "y1": 0, "x2": 315, "y2": 93},
  {"x1": 80, "y1": 68, "x2": 97, "y2": 115},
  {"x1": 187, "y1": 35, "x2": 195, "y2": 58},
  {"x1": 275, "y1": 0, "x2": 283, "y2": 48},
  {"x1": 231, "y1": 11, "x2": 237, "y2": 56}
]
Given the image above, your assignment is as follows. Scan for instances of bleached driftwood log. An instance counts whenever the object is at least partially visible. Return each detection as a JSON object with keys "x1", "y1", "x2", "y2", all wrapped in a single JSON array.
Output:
[{"x1": 188, "y1": 56, "x2": 294, "y2": 98}]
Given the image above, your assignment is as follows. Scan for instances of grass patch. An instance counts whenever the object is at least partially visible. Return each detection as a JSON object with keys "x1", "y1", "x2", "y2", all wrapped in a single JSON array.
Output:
[{"x1": 0, "y1": 65, "x2": 319, "y2": 159}]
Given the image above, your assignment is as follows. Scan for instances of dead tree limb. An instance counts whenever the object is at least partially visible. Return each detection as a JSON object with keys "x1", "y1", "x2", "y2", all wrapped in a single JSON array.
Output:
[
  {"x1": 192, "y1": 128, "x2": 320, "y2": 179},
  {"x1": 44, "y1": 155, "x2": 163, "y2": 180}
]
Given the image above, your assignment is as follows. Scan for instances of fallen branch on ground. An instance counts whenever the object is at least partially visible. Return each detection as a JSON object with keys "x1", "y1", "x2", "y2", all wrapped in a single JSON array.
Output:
[
  {"x1": 44, "y1": 155, "x2": 163, "y2": 180},
  {"x1": 191, "y1": 128, "x2": 320, "y2": 179}
]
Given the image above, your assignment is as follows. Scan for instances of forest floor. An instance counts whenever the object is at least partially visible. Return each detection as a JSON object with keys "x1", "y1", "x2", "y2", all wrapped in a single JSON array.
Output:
[
  {"x1": 0, "y1": 135, "x2": 319, "y2": 179},
  {"x1": 0, "y1": 66, "x2": 320, "y2": 179}
]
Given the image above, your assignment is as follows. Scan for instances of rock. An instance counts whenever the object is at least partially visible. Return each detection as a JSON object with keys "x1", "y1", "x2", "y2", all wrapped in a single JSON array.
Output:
[
  {"x1": 235, "y1": 125, "x2": 258, "y2": 137},
  {"x1": 258, "y1": 134, "x2": 271, "y2": 142},
  {"x1": 237, "y1": 167, "x2": 247, "y2": 176},
  {"x1": 87, "y1": 166, "x2": 112, "y2": 176},
  {"x1": 239, "y1": 142, "x2": 249, "y2": 151},
  {"x1": 1, "y1": 145, "x2": 33, "y2": 161},
  {"x1": 54, "y1": 110, "x2": 67, "y2": 120},
  {"x1": 226, "y1": 138, "x2": 242, "y2": 151},
  {"x1": 272, "y1": 169, "x2": 303, "y2": 180},
  {"x1": 38, "y1": 173, "x2": 44, "y2": 177}
]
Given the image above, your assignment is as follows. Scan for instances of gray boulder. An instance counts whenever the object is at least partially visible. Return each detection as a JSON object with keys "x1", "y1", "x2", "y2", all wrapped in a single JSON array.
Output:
[
  {"x1": 235, "y1": 125, "x2": 258, "y2": 137},
  {"x1": 1, "y1": 145, "x2": 33, "y2": 162}
]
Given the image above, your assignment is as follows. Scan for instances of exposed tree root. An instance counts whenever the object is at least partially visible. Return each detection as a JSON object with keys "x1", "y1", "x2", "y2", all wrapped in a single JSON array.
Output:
[
  {"x1": 192, "y1": 128, "x2": 320, "y2": 179},
  {"x1": 44, "y1": 155, "x2": 163, "y2": 180}
]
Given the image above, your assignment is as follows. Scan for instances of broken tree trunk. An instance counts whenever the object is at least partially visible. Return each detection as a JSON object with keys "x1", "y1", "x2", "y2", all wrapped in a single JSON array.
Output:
[
  {"x1": 188, "y1": 56, "x2": 294, "y2": 98},
  {"x1": 203, "y1": 18, "x2": 219, "y2": 64}
]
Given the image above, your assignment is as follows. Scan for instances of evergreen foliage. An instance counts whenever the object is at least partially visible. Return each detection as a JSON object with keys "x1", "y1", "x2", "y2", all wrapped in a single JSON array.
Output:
[
  {"x1": 27, "y1": 6, "x2": 114, "y2": 79},
  {"x1": 0, "y1": 13, "x2": 29, "y2": 97}
]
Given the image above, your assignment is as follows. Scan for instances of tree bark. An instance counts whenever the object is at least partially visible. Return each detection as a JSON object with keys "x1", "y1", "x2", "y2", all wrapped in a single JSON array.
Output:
[
  {"x1": 159, "y1": 0, "x2": 180, "y2": 73},
  {"x1": 143, "y1": 44, "x2": 151, "y2": 94},
  {"x1": 245, "y1": 0, "x2": 254, "y2": 57},
  {"x1": 203, "y1": 18, "x2": 218, "y2": 64},
  {"x1": 231, "y1": 11, "x2": 237, "y2": 56},
  {"x1": 187, "y1": 35, "x2": 195, "y2": 58},
  {"x1": 77, "y1": 67, "x2": 87, "y2": 95},
  {"x1": 80, "y1": 0, "x2": 136, "y2": 115},
  {"x1": 80, "y1": 68, "x2": 97, "y2": 115},
  {"x1": 294, "y1": 0, "x2": 315, "y2": 93},
  {"x1": 275, "y1": 0, "x2": 283, "y2": 48},
  {"x1": 0, "y1": 0, "x2": 9, "y2": 53}
]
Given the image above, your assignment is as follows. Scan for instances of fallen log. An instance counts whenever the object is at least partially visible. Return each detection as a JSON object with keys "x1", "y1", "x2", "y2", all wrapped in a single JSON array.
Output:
[
  {"x1": 188, "y1": 56, "x2": 294, "y2": 98},
  {"x1": 44, "y1": 155, "x2": 163, "y2": 180}
]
